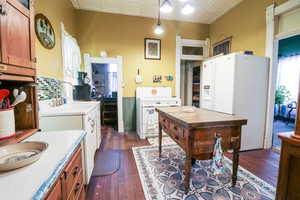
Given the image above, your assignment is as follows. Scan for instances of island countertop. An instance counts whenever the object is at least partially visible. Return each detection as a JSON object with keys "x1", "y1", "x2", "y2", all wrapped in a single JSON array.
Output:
[
  {"x1": 0, "y1": 130, "x2": 86, "y2": 200},
  {"x1": 156, "y1": 107, "x2": 247, "y2": 128}
]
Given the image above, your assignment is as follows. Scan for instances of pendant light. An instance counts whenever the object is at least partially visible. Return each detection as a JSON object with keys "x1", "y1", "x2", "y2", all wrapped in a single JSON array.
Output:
[
  {"x1": 160, "y1": 0, "x2": 173, "y2": 13},
  {"x1": 181, "y1": 3, "x2": 194, "y2": 15},
  {"x1": 154, "y1": 0, "x2": 164, "y2": 35}
]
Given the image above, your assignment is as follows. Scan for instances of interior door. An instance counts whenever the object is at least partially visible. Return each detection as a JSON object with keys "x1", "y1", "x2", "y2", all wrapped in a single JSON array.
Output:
[{"x1": 0, "y1": 0, "x2": 32, "y2": 68}]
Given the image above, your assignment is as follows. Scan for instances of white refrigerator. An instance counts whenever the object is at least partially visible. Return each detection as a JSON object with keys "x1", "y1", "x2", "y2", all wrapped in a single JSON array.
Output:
[{"x1": 200, "y1": 53, "x2": 269, "y2": 151}]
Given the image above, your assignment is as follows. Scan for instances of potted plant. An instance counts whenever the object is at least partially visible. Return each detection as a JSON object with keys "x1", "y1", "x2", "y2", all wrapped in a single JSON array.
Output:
[{"x1": 275, "y1": 85, "x2": 291, "y2": 119}]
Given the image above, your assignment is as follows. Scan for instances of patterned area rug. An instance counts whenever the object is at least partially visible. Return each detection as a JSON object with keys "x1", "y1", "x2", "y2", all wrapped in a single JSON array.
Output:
[
  {"x1": 132, "y1": 144, "x2": 276, "y2": 200},
  {"x1": 147, "y1": 136, "x2": 176, "y2": 146}
]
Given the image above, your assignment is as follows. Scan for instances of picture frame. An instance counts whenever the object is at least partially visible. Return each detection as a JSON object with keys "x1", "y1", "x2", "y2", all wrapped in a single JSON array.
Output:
[
  {"x1": 144, "y1": 38, "x2": 161, "y2": 60},
  {"x1": 35, "y1": 14, "x2": 56, "y2": 49},
  {"x1": 212, "y1": 36, "x2": 232, "y2": 56}
]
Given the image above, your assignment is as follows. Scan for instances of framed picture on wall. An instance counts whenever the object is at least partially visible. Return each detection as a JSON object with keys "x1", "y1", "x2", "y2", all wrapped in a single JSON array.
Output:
[
  {"x1": 144, "y1": 38, "x2": 161, "y2": 60},
  {"x1": 35, "y1": 13, "x2": 56, "y2": 49},
  {"x1": 212, "y1": 37, "x2": 232, "y2": 56}
]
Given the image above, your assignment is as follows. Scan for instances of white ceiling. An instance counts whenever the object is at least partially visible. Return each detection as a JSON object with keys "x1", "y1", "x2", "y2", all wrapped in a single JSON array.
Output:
[{"x1": 71, "y1": 0, "x2": 243, "y2": 24}]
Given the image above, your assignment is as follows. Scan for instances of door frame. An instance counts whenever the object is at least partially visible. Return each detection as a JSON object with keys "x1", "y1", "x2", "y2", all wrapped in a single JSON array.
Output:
[
  {"x1": 83, "y1": 53, "x2": 124, "y2": 133},
  {"x1": 175, "y1": 36, "x2": 210, "y2": 98},
  {"x1": 264, "y1": 0, "x2": 300, "y2": 148}
]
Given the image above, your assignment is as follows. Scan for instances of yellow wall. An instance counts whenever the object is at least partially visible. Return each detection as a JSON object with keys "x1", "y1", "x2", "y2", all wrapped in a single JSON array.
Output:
[
  {"x1": 209, "y1": 0, "x2": 288, "y2": 56},
  {"x1": 75, "y1": 11, "x2": 209, "y2": 97},
  {"x1": 35, "y1": 0, "x2": 77, "y2": 79}
]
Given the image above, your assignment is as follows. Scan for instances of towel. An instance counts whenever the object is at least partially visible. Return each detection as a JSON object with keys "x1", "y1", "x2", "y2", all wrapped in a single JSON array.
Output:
[{"x1": 212, "y1": 137, "x2": 224, "y2": 175}]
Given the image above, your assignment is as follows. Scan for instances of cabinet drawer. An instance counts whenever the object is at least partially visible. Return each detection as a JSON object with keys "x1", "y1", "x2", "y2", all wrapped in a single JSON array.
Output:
[
  {"x1": 46, "y1": 178, "x2": 63, "y2": 200},
  {"x1": 78, "y1": 186, "x2": 86, "y2": 200},
  {"x1": 67, "y1": 171, "x2": 84, "y2": 200},
  {"x1": 64, "y1": 148, "x2": 83, "y2": 198},
  {"x1": 159, "y1": 116, "x2": 170, "y2": 130},
  {"x1": 193, "y1": 127, "x2": 240, "y2": 155},
  {"x1": 169, "y1": 122, "x2": 184, "y2": 139}
]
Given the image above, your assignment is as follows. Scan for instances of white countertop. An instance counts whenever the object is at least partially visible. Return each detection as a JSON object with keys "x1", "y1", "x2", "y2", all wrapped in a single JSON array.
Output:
[
  {"x1": 0, "y1": 130, "x2": 86, "y2": 200},
  {"x1": 39, "y1": 101, "x2": 100, "y2": 117}
]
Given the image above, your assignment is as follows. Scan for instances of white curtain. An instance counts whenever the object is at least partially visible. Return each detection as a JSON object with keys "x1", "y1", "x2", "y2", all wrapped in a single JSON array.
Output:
[
  {"x1": 61, "y1": 23, "x2": 81, "y2": 102},
  {"x1": 277, "y1": 55, "x2": 300, "y2": 101}
]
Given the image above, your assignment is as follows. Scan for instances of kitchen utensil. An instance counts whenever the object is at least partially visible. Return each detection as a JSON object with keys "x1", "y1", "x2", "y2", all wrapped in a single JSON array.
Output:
[
  {"x1": 11, "y1": 91, "x2": 27, "y2": 107},
  {"x1": 0, "y1": 90, "x2": 10, "y2": 110},
  {"x1": 13, "y1": 88, "x2": 19, "y2": 98},
  {"x1": 0, "y1": 108, "x2": 15, "y2": 140},
  {"x1": 0, "y1": 142, "x2": 48, "y2": 172}
]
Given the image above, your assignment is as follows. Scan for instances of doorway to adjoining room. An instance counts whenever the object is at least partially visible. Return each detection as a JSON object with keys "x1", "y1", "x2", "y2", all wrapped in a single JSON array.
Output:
[
  {"x1": 91, "y1": 63, "x2": 118, "y2": 128},
  {"x1": 180, "y1": 60, "x2": 201, "y2": 107},
  {"x1": 272, "y1": 34, "x2": 300, "y2": 150}
]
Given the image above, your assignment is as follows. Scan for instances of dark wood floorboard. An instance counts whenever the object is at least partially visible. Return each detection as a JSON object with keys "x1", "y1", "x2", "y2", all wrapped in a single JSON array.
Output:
[{"x1": 87, "y1": 126, "x2": 280, "y2": 200}]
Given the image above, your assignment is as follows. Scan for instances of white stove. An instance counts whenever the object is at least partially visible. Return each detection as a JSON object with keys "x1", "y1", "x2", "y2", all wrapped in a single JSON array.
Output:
[{"x1": 136, "y1": 87, "x2": 181, "y2": 139}]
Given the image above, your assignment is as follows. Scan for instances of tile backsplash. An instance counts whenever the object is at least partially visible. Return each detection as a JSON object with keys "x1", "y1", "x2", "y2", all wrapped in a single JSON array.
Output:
[{"x1": 37, "y1": 77, "x2": 63, "y2": 101}]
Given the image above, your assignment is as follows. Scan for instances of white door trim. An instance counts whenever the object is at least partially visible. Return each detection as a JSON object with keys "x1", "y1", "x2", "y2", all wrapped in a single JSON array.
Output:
[
  {"x1": 175, "y1": 36, "x2": 209, "y2": 98},
  {"x1": 264, "y1": 0, "x2": 300, "y2": 148},
  {"x1": 84, "y1": 53, "x2": 125, "y2": 133}
]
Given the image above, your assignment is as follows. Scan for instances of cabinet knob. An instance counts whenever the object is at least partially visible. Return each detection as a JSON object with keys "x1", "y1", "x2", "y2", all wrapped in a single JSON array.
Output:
[
  {"x1": 0, "y1": 5, "x2": 6, "y2": 16},
  {"x1": 32, "y1": 57, "x2": 37, "y2": 63}
]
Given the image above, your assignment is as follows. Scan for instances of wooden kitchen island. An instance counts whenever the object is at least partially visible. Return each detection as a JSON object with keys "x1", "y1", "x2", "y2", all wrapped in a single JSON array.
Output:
[{"x1": 156, "y1": 107, "x2": 247, "y2": 194}]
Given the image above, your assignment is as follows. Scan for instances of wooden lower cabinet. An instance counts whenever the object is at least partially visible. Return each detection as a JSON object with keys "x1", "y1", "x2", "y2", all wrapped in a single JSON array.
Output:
[{"x1": 46, "y1": 147, "x2": 86, "y2": 200}]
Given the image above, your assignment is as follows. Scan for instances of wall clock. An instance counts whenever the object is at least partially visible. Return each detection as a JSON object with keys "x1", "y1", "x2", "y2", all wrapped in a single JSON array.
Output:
[{"x1": 35, "y1": 14, "x2": 56, "y2": 49}]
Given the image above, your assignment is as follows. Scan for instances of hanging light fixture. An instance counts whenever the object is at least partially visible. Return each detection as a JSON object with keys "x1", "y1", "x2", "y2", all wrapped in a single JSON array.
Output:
[
  {"x1": 181, "y1": 3, "x2": 194, "y2": 15},
  {"x1": 154, "y1": 0, "x2": 164, "y2": 35},
  {"x1": 160, "y1": 0, "x2": 173, "y2": 13}
]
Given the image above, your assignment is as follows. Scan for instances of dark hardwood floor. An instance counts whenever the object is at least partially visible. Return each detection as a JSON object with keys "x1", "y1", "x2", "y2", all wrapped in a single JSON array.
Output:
[{"x1": 87, "y1": 126, "x2": 280, "y2": 200}]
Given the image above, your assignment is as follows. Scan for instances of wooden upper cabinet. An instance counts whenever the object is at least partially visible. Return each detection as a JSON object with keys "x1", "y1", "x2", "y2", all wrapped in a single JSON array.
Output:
[{"x1": 0, "y1": 0, "x2": 35, "y2": 70}]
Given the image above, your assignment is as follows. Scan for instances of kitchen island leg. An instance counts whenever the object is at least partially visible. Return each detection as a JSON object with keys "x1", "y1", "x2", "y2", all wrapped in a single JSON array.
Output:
[
  {"x1": 158, "y1": 121, "x2": 162, "y2": 158},
  {"x1": 232, "y1": 148, "x2": 239, "y2": 186}
]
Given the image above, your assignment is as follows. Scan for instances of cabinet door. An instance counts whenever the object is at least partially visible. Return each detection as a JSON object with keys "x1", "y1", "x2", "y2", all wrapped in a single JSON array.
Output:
[{"x1": 0, "y1": 0, "x2": 34, "y2": 68}]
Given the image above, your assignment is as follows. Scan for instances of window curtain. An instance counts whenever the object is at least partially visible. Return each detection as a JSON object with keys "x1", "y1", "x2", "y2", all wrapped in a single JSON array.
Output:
[
  {"x1": 61, "y1": 23, "x2": 81, "y2": 101},
  {"x1": 277, "y1": 55, "x2": 300, "y2": 101}
]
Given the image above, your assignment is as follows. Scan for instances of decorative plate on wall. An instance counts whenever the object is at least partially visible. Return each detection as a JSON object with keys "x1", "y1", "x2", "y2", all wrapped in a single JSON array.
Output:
[{"x1": 35, "y1": 14, "x2": 56, "y2": 49}]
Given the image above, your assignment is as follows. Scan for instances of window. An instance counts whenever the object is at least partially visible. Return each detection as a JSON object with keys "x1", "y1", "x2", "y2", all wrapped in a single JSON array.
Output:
[
  {"x1": 182, "y1": 46, "x2": 204, "y2": 56},
  {"x1": 213, "y1": 37, "x2": 232, "y2": 56}
]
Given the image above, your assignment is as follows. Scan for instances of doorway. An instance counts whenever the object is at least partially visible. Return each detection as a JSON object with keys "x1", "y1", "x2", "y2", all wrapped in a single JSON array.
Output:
[
  {"x1": 272, "y1": 34, "x2": 300, "y2": 149},
  {"x1": 180, "y1": 60, "x2": 201, "y2": 107},
  {"x1": 91, "y1": 63, "x2": 118, "y2": 128},
  {"x1": 84, "y1": 54, "x2": 124, "y2": 133}
]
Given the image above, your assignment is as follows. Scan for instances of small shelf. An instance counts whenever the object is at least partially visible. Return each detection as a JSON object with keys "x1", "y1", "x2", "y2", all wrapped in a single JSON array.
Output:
[
  {"x1": 103, "y1": 118, "x2": 118, "y2": 121},
  {"x1": 0, "y1": 129, "x2": 39, "y2": 146},
  {"x1": 103, "y1": 111, "x2": 117, "y2": 114}
]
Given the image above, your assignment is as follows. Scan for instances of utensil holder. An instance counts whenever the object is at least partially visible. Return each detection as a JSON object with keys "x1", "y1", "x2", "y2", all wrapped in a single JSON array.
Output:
[{"x1": 0, "y1": 108, "x2": 16, "y2": 140}]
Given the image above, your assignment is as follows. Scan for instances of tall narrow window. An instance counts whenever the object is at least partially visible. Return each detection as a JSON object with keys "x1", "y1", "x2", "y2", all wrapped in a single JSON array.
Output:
[{"x1": 213, "y1": 37, "x2": 232, "y2": 56}]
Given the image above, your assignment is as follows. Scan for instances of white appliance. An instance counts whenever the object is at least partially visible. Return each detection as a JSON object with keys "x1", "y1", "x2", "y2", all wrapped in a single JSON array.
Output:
[
  {"x1": 136, "y1": 87, "x2": 181, "y2": 139},
  {"x1": 39, "y1": 102, "x2": 101, "y2": 185},
  {"x1": 201, "y1": 53, "x2": 269, "y2": 151}
]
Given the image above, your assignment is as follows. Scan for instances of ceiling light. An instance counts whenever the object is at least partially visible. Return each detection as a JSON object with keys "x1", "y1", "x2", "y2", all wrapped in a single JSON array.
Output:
[
  {"x1": 181, "y1": 3, "x2": 194, "y2": 15},
  {"x1": 154, "y1": 23, "x2": 164, "y2": 35},
  {"x1": 160, "y1": 0, "x2": 173, "y2": 13},
  {"x1": 178, "y1": 0, "x2": 188, "y2": 2}
]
